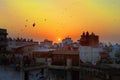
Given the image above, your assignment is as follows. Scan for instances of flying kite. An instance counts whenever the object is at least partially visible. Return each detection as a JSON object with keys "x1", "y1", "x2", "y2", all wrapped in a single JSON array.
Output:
[
  {"x1": 33, "y1": 23, "x2": 36, "y2": 27},
  {"x1": 44, "y1": 19, "x2": 46, "y2": 22},
  {"x1": 26, "y1": 19, "x2": 28, "y2": 22},
  {"x1": 25, "y1": 25, "x2": 27, "y2": 27}
]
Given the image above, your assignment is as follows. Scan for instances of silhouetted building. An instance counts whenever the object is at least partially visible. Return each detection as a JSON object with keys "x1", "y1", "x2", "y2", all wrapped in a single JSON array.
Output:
[
  {"x1": 78, "y1": 32, "x2": 100, "y2": 65},
  {"x1": 0, "y1": 28, "x2": 8, "y2": 54},
  {"x1": 78, "y1": 32, "x2": 99, "y2": 48}
]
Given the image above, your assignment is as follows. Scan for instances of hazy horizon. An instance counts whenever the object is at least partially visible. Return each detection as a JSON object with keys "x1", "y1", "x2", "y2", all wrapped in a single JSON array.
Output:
[{"x1": 0, "y1": 0, "x2": 120, "y2": 43}]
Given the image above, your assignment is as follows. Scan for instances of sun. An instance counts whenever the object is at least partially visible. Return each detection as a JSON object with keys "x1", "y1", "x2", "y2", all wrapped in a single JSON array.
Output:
[{"x1": 58, "y1": 38, "x2": 61, "y2": 42}]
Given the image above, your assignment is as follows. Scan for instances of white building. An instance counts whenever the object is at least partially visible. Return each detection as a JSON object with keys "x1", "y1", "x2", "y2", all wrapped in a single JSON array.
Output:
[
  {"x1": 110, "y1": 44, "x2": 120, "y2": 58},
  {"x1": 78, "y1": 32, "x2": 100, "y2": 65},
  {"x1": 79, "y1": 46, "x2": 99, "y2": 65}
]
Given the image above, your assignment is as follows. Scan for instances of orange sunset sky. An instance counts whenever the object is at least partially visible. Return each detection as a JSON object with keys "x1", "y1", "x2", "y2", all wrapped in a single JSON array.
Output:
[{"x1": 0, "y1": 0, "x2": 120, "y2": 43}]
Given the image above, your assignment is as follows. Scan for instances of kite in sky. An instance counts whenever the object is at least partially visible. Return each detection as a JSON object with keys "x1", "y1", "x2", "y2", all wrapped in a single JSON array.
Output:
[{"x1": 33, "y1": 23, "x2": 36, "y2": 27}]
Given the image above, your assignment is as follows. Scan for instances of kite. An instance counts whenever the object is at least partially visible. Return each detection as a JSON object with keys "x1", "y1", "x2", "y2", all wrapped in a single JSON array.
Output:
[{"x1": 33, "y1": 23, "x2": 36, "y2": 27}]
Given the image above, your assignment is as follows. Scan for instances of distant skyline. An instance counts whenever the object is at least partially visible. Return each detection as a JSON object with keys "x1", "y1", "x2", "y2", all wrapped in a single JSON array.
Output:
[{"x1": 0, "y1": 0, "x2": 120, "y2": 43}]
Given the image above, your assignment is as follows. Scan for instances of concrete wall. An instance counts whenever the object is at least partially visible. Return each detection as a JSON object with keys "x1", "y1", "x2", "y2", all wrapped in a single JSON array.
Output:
[{"x1": 79, "y1": 46, "x2": 99, "y2": 64}]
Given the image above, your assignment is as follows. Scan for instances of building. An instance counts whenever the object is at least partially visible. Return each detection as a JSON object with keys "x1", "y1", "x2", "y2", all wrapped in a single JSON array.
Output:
[
  {"x1": 0, "y1": 28, "x2": 8, "y2": 54},
  {"x1": 54, "y1": 37, "x2": 79, "y2": 51},
  {"x1": 62, "y1": 37, "x2": 73, "y2": 50},
  {"x1": 78, "y1": 32, "x2": 100, "y2": 65},
  {"x1": 33, "y1": 49, "x2": 80, "y2": 80},
  {"x1": 40, "y1": 39, "x2": 53, "y2": 48},
  {"x1": 33, "y1": 47, "x2": 56, "y2": 64},
  {"x1": 72, "y1": 42, "x2": 79, "y2": 51},
  {"x1": 7, "y1": 37, "x2": 38, "y2": 54},
  {"x1": 53, "y1": 43, "x2": 58, "y2": 48},
  {"x1": 98, "y1": 52, "x2": 112, "y2": 64},
  {"x1": 62, "y1": 36, "x2": 73, "y2": 46},
  {"x1": 99, "y1": 43, "x2": 120, "y2": 63},
  {"x1": 110, "y1": 44, "x2": 120, "y2": 58}
]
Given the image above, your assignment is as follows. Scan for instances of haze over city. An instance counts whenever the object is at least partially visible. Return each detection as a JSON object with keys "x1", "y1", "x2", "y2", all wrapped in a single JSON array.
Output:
[{"x1": 0, "y1": 0, "x2": 120, "y2": 43}]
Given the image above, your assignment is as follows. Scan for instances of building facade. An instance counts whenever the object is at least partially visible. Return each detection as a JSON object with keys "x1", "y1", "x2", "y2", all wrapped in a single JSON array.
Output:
[
  {"x1": 0, "y1": 28, "x2": 8, "y2": 54},
  {"x1": 78, "y1": 32, "x2": 100, "y2": 64},
  {"x1": 7, "y1": 37, "x2": 38, "y2": 54},
  {"x1": 40, "y1": 39, "x2": 53, "y2": 48}
]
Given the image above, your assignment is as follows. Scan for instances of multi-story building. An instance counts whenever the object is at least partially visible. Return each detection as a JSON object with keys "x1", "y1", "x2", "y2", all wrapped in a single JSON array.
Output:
[
  {"x1": 7, "y1": 37, "x2": 38, "y2": 54},
  {"x1": 54, "y1": 37, "x2": 79, "y2": 51},
  {"x1": 62, "y1": 37, "x2": 73, "y2": 50},
  {"x1": 40, "y1": 39, "x2": 53, "y2": 48},
  {"x1": 62, "y1": 37, "x2": 73, "y2": 46},
  {"x1": 78, "y1": 32, "x2": 100, "y2": 65},
  {"x1": 0, "y1": 28, "x2": 8, "y2": 54},
  {"x1": 33, "y1": 49, "x2": 80, "y2": 80}
]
